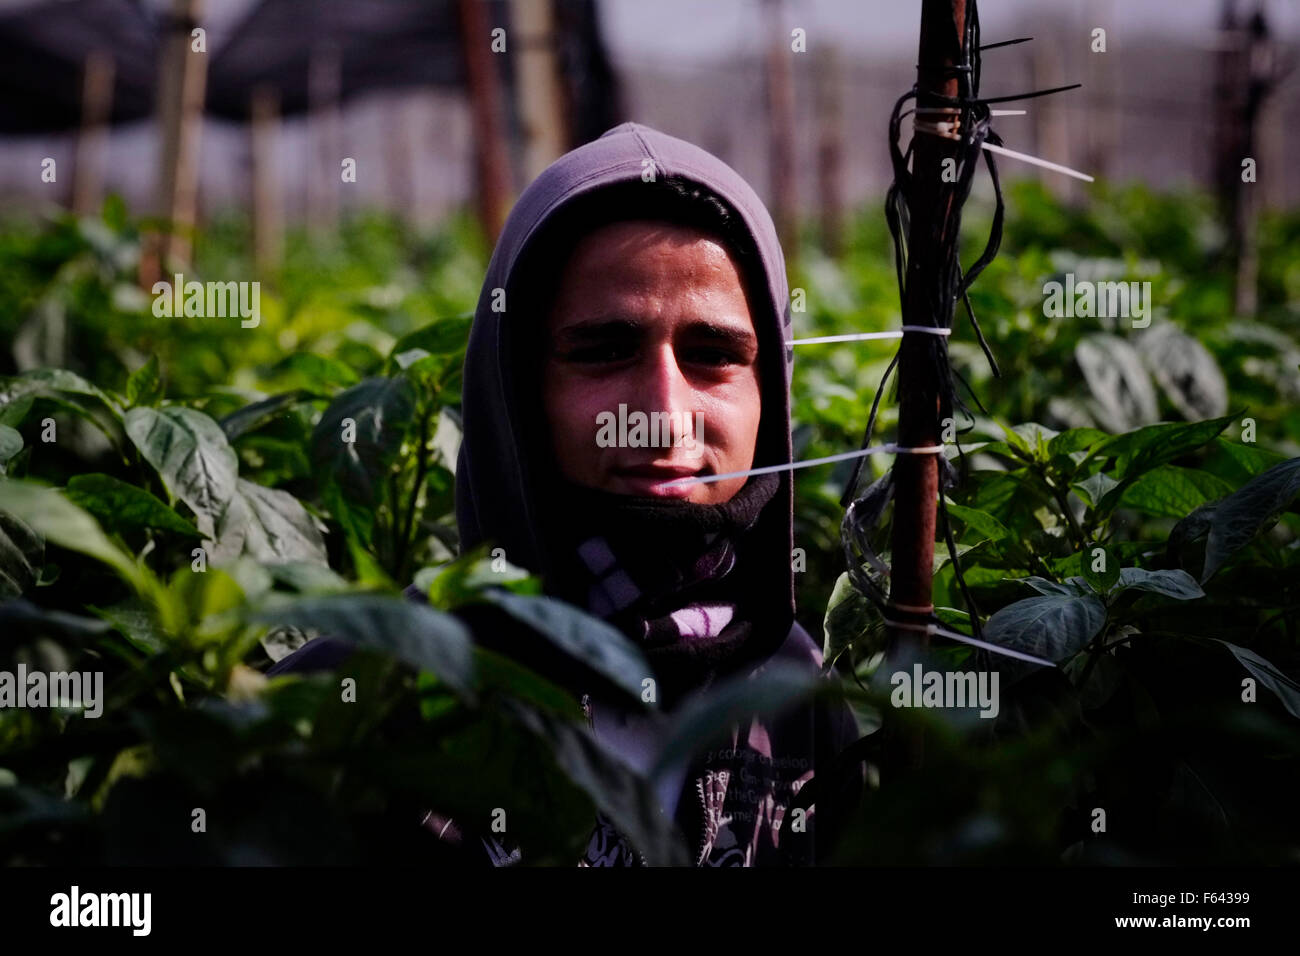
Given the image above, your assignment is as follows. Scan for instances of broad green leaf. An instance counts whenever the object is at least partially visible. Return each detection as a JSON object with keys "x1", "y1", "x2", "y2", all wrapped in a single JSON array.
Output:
[
  {"x1": 1187, "y1": 456, "x2": 1300, "y2": 582},
  {"x1": 310, "y1": 376, "x2": 417, "y2": 508},
  {"x1": 0, "y1": 599, "x2": 113, "y2": 639},
  {"x1": 64, "y1": 473, "x2": 203, "y2": 538},
  {"x1": 0, "y1": 395, "x2": 31, "y2": 429},
  {"x1": 1136, "y1": 324, "x2": 1228, "y2": 421},
  {"x1": 1095, "y1": 416, "x2": 1234, "y2": 483},
  {"x1": 1081, "y1": 545, "x2": 1120, "y2": 593},
  {"x1": 1016, "y1": 576, "x2": 1086, "y2": 597},
  {"x1": 0, "y1": 480, "x2": 148, "y2": 592},
  {"x1": 1205, "y1": 437, "x2": 1287, "y2": 482},
  {"x1": 125, "y1": 405, "x2": 239, "y2": 535},
  {"x1": 649, "y1": 661, "x2": 827, "y2": 782},
  {"x1": 0, "y1": 510, "x2": 42, "y2": 597},
  {"x1": 823, "y1": 571, "x2": 886, "y2": 668},
  {"x1": 1212, "y1": 640, "x2": 1300, "y2": 721},
  {"x1": 251, "y1": 593, "x2": 475, "y2": 697},
  {"x1": 1010, "y1": 422, "x2": 1057, "y2": 462},
  {"x1": 1075, "y1": 334, "x2": 1158, "y2": 433},
  {"x1": 393, "y1": 348, "x2": 431, "y2": 369},
  {"x1": 1047, "y1": 427, "x2": 1108, "y2": 458},
  {"x1": 473, "y1": 645, "x2": 578, "y2": 716},
  {"x1": 263, "y1": 561, "x2": 350, "y2": 594},
  {"x1": 1093, "y1": 416, "x2": 1234, "y2": 515},
  {"x1": 90, "y1": 598, "x2": 167, "y2": 654},
  {"x1": 0, "y1": 424, "x2": 22, "y2": 475},
  {"x1": 1115, "y1": 466, "x2": 1234, "y2": 519},
  {"x1": 996, "y1": 422, "x2": 1056, "y2": 463},
  {"x1": 219, "y1": 390, "x2": 319, "y2": 442},
  {"x1": 1112, "y1": 567, "x2": 1204, "y2": 600},
  {"x1": 0, "y1": 372, "x2": 126, "y2": 453},
  {"x1": 270, "y1": 353, "x2": 359, "y2": 391},
  {"x1": 390, "y1": 314, "x2": 473, "y2": 359},
  {"x1": 983, "y1": 593, "x2": 1107, "y2": 662},
  {"x1": 1072, "y1": 471, "x2": 1119, "y2": 508},
  {"x1": 414, "y1": 548, "x2": 538, "y2": 608},
  {"x1": 0, "y1": 368, "x2": 123, "y2": 418},
  {"x1": 125, "y1": 355, "x2": 163, "y2": 408},
  {"x1": 944, "y1": 502, "x2": 1013, "y2": 541},
  {"x1": 208, "y1": 478, "x2": 328, "y2": 565},
  {"x1": 322, "y1": 484, "x2": 392, "y2": 588},
  {"x1": 503, "y1": 698, "x2": 691, "y2": 867},
  {"x1": 260, "y1": 625, "x2": 313, "y2": 663},
  {"x1": 483, "y1": 591, "x2": 652, "y2": 702},
  {"x1": 403, "y1": 352, "x2": 462, "y2": 400}
]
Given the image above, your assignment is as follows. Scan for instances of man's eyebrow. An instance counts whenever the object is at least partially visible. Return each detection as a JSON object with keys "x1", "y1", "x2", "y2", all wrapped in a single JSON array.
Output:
[
  {"x1": 684, "y1": 320, "x2": 759, "y2": 350},
  {"x1": 551, "y1": 317, "x2": 758, "y2": 350},
  {"x1": 551, "y1": 317, "x2": 645, "y2": 344}
]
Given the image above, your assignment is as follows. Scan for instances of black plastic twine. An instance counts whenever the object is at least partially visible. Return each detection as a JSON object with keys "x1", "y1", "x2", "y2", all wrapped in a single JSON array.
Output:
[{"x1": 838, "y1": 2, "x2": 1078, "y2": 645}]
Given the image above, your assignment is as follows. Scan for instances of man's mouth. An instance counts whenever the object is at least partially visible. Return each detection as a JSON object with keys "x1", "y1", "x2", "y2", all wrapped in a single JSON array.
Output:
[{"x1": 610, "y1": 464, "x2": 706, "y2": 498}]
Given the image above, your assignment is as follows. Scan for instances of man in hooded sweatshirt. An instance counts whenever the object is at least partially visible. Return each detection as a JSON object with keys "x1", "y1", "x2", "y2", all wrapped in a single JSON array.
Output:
[{"x1": 270, "y1": 122, "x2": 863, "y2": 867}]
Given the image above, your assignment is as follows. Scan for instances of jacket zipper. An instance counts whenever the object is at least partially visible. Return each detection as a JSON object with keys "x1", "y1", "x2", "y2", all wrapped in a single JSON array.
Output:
[{"x1": 695, "y1": 774, "x2": 709, "y2": 866}]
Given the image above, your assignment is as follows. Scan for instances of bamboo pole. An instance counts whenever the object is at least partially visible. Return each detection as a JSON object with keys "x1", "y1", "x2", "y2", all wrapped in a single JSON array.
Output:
[
  {"x1": 509, "y1": 0, "x2": 567, "y2": 182},
  {"x1": 153, "y1": 0, "x2": 208, "y2": 271},
  {"x1": 764, "y1": 0, "x2": 798, "y2": 255},
  {"x1": 72, "y1": 50, "x2": 114, "y2": 217},
  {"x1": 887, "y1": 0, "x2": 969, "y2": 685},
  {"x1": 814, "y1": 44, "x2": 844, "y2": 257},
  {"x1": 384, "y1": 95, "x2": 415, "y2": 220},
  {"x1": 250, "y1": 85, "x2": 282, "y2": 275},
  {"x1": 1234, "y1": 7, "x2": 1274, "y2": 317},
  {"x1": 457, "y1": 0, "x2": 511, "y2": 243},
  {"x1": 307, "y1": 43, "x2": 342, "y2": 237}
]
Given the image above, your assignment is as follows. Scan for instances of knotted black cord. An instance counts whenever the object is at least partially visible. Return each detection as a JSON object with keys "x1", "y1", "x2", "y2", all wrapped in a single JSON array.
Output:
[{"x1": 837, "y1": 2, "x2": 1080, "y2": 649}]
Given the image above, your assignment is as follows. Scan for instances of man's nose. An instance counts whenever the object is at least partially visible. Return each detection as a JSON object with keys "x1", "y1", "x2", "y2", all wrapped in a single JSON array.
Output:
[{"x1": 639, "y1": 344, "x2": 697, "y2": 440}]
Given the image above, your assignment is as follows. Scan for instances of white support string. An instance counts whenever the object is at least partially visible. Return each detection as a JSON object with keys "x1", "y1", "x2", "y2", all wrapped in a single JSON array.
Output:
[
  {"x1": 791, "y1": 326, "x2": 952, "y2": 346},
  {"x1": 979, "y1": 141, "x2": 1094, "y2": 183},
  {"x1": 661, "y1": 442, "x2": 945, "y2": 487},
  {"x1": 881, "y1": 617, "x2": 1055, "y2": 667},
  {"x1": 912, "y1": 120, "x2": 1095, "y2": 183},
  {"x1": 912, "y1": 107, "x2": 1025, "y2": 118}
]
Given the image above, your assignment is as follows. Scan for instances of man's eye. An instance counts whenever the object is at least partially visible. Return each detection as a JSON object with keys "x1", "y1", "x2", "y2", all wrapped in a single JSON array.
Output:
[
  {"x1": 687, "y1": 348, "x2": 743, "y2": 367},
  {"x1": 566, "y1": 343, "x2": 634, "y2": 363}
]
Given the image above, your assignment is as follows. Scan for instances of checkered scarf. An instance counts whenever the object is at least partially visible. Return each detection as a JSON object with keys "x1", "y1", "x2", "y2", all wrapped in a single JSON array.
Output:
[{"x1": 545, "y1": 472, "x2": 787, "y2": 708}]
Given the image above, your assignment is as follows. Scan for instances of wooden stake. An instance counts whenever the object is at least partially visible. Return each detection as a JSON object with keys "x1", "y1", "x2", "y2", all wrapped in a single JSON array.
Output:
[
  {"x1": 73, "y1": 50, "x2": 114, "y2": 217},
  {"x1": 250, "y1": 85, "x2": 282, "y2": 275},
  {"x1": 509, "y1": 0, "x2": 567, "y2": 182},
  {"x1": 457, "y1": 0, "x2": 511, "y2": 243},
  {"x1": 815, "y1": 44, "x2": 845, "y2": 257},
  {"x1": 152, "y1": 0, "x2": 208, "y2": 272},
  {"x1": 307, "y1": 43, "x2": 342, "y2": 237},
  {"x1": 887, "y1": 0, "x2": 970, "y2": 766},
  {"x1": 764, "y1": 0, "x2": 798, "y2": 256}
]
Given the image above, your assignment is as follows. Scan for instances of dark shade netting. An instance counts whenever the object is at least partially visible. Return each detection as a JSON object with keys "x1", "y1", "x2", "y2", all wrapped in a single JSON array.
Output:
[{"x1": 0, "y1": 0, "x2": 619, "y2": 134}]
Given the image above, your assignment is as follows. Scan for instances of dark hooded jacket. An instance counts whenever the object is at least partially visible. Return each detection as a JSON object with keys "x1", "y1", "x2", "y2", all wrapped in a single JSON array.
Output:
[{"x1": 271, "y1": 122, "x2": 862, "y2": 866}]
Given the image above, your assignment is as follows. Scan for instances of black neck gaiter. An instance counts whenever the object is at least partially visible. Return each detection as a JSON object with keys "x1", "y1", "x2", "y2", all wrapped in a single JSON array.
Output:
[{"x1": 540, "y1": 472, "x2": 790, "y2": 708}]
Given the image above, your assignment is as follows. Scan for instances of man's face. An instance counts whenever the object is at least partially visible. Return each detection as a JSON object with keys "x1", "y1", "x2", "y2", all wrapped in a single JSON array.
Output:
[{"x1": 542, "y1": 219, "x2": 763, "y2": 504}]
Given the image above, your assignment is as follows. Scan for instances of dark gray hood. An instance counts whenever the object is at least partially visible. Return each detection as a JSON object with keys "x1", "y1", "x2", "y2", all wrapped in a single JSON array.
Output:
[{"x1": 454, "y1": 122, "x2": 797, "y2": 619}]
